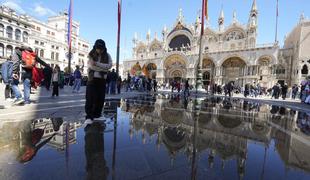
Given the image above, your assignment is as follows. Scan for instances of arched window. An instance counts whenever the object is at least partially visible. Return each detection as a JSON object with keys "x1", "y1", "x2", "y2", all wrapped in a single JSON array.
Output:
[
  {"x1": 301, "y1": 64, "x2": 309, "y2": 75},
  {"x1": 23, "y1": 32, "x2": 29, "y2": 43},
  {"x1": 6, "y1": 26, "x2": 13, "y2": 39},
  {"x1": 6, "y1": 45, "x2": 13, "y2": 57},
  {"x1": 15, "y1": 29, "x2": 21, "y2": 41},
  {"x1": 40, "y1": 49, "x2": 44, "y2": 58},
  {"x1": 0, "y1": 43, "x2": 4, "y2": 57},
  {"x1": 0, "y1": 24, "x2": 4, "y2": 37}
]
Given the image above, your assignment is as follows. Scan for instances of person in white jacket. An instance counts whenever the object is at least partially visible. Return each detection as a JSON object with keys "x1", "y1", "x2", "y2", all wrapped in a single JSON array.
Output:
[{"x1": 85, "y1": 39, "x2": 112, "y2": 124}]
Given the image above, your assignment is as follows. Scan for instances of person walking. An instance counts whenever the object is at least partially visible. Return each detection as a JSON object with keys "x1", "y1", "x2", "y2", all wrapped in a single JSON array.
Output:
[
  {"x1": 72, "y1": 65, "x2": 82, "y2": 93},
  {"x1": 51, "y1": 65, "x2": 60, "y2": 98},
  {"x1": 153, "y1": 79, "x2": 157, "y2": 92},
  {"x1": 292, "y1": 84, "x2": 299, "y2": 99},
  {"x1": 109, "y1": 69, "x2": 117, "y2": 94},
  {"x1": 85, "y1": 39, "x2": 112, "y2": 124},
  {"x1": 126, "y1": 73, "x2": 131, "y2": 92},
  {"x1": 43, "y1": 65, "x2": 52, "y2": 91},
  {"x1": 184, "y1": 79, "x2": 190, "y2": 97},
  {"x1": 281, "y1": 83, "x2": 288, "y2": 100}
]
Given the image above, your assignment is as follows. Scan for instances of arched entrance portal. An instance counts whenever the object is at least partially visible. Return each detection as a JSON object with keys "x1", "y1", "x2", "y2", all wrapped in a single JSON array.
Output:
[
  {"x1": 202, "y1": 59, "x2": 215, "y2": 86},
  {"x1": 222, "y1": 57, "x2": 246, "y2": 87},
  {"x1": 164, "y1": 54, "x2": 187, "y2": 83}
]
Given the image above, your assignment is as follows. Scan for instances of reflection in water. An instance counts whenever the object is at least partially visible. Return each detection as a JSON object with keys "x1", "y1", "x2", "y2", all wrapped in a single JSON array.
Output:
[
  {"x1": 84, "y1": 122, "x2": 109, "y2": 180},
  {"x1": 124, "y1": 96, "x2": 310, "y2": 177}
]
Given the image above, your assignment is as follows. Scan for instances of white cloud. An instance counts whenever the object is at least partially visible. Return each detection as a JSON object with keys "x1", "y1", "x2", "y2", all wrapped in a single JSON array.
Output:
[
  {"x1": 33, "y1": 3, "x2": 56, "y2": 17},
  {"x1": 2, "y1": 0, "x2": 25, "y2": 14}
]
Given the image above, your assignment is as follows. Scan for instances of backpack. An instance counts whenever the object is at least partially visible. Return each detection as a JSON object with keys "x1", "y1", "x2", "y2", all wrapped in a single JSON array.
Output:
[
  {"x1": 1, "y1": 61, "x2": 13, "y2": 84},
  {"x1": 22, "y1": 50, "x2": 36, "y2": 69}
]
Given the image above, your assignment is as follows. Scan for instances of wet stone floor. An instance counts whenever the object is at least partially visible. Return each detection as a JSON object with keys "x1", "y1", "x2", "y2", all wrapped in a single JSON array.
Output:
[{"x1": 0, "y1": 94, "x2": 310, "y2": 180}]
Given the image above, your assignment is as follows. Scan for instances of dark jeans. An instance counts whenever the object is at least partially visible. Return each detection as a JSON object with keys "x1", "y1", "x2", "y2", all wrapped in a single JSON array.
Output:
[
  {"x1": 52, "y1": 82, "x2": 59, "y2": 97},
  {"x1": 85, "y1": 78, "x2": 106, "y2": 120}
]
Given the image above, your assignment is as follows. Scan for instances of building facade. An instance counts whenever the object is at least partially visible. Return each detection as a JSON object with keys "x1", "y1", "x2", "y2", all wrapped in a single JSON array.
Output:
[
  {"x1": 0, "y1": 6, "x2": 90, "y2": 74},
  {"x1": 124, "y1": 0, "x2": 309, "y2": 88}
]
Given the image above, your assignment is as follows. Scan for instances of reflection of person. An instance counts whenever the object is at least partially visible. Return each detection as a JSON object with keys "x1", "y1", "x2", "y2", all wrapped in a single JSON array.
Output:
[{"x1": 84, "y1": 123, "x2": 109, "y2": 180}]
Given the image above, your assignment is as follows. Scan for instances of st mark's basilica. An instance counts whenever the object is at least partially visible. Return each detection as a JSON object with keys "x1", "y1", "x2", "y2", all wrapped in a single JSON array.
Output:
[{"x1": 123, "y1": 0, "x2": 310, "y2": 89}]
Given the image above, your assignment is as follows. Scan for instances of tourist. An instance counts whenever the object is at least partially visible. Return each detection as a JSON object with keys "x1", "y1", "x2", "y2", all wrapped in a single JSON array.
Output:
[
  {"x1": 244, "y1": 84, "x2": 250, "y2": 98},
  {"x1": 85, "y1": 39, "x2": 112, "y2": 123},
  {"x1": 1, "y1": 56, "x2": 15, "y2": 101},
  {"x1": 281, "y1": 83, "x2": 288, "y2": 100},
  {"x1": 13, "y1": 46, "x2": 49, "y2": 104},
  {"x1": 126, "y1": 73, "x2": 131, "y2": 92},
  {"x1": 109, "y1": 69, "x2": 118, "y2": 94},
  {"x1": 72, "y1": 65, "x2": 82, "y2": 93},
  {"x1": 51, "y1": 65, "x2": 61, "y2": 98},
  {"x1": 184, "y1": 79, "x2": 190, "y2": 97},
  {"x1": 42, "y1": 65, "x2": 52, "y2": 91},
  {"x1": 272, "y1": 83, "x2": 281, "y2": 99},
  {"x1": 292, "y1": 84, "x2": 299, "y2": 99}
]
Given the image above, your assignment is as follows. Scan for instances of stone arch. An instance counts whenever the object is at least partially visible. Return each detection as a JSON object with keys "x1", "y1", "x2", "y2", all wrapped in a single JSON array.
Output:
[
  {"x1": 167, "y1": 30, "x2": 193, "y2": 51},
  {"x1": 149, "y1": 40, "x2": 162, "y2": 52},
  {"x1": 255, "y1": 55, "x2": 276, "y2": 65},
  {"x1": 223, "y1": 28, "x2": 246, "y2": 41},
  {"x1": 136, "y1": 42, "x2": 147, "y2": 54},
  {"x1": 221, "y1": 56, "x2": 247, "y2": 86},
  {"x1": 164, "y1": 54, "x2": 187, "y2": 80}
]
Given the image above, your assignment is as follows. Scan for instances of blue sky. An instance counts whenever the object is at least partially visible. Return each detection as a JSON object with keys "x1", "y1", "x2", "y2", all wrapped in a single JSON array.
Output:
[{"x1": 1, "y1": 0, "x2": 310, "y2": 63}]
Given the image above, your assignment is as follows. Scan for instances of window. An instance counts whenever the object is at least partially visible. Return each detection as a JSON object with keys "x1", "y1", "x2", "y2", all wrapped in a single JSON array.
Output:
[
  {"x1": 6, "y1": 26, "x2": 13, "y2": 39},
  {"x1": 51, "y1": 32, "x2": 55, "y2": 36},
  {"x1": 0, "y1": 43, "x2": 4, "y2": 57},
  {"x1": 35, "y1": 40, "x2": 39, "y2": 45},
  {"x1": 51, "y1": 52, "x2": 55, "y2": 60},
  {"x1": 36, "y1": 26, "x2": 41, "y2": 31},
  {"x1": 47, "y1": 30, "x2": 50, "y2": 35},
  {"x1": 0, "y1": 24, "x2": 4, "y2": 37},
  {"x1": 6, "y1": 45, "x2": 13, "y2": 57},
  {"x1": 35, "y1": 48, "x2": 39, "y2": 55},
  {"x1": 56, "y1": 46, "x2": 59, "y2": 50},
  {"x1": 23, "y1": 32, "x2": 29, "y2": 43},
  {"x1": 56, "y1": 53, "x2": 59, "y2": 61},
  {"x1": 40, "y1": 49, "x2": 44, "y2": 58},
  {"x1": 40, "y1": 42, "x2": 44, "y2": 46},
  {"x1": 51, "y1": 45, "x2": 55, "y2": 49},
  {"x1": 16, "y1": 29, "x2": 22, "y2": 41}
]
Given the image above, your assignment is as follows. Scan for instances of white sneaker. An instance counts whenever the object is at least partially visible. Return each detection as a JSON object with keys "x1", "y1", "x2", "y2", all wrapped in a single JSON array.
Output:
[{"x1": 12, "y1": 99, "x2": 24, "y2": 105}]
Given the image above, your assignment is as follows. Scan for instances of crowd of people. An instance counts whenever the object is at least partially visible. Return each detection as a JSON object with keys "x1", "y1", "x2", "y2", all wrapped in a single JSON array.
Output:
[{"x1": 0, "y1": 45, "x2": 89, "y2": 105}]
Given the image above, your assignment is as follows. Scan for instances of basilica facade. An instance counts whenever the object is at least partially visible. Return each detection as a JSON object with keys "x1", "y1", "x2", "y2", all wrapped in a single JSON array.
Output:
[{"x1": 123, "y1": 0, "x2": 309, "y2": 89}]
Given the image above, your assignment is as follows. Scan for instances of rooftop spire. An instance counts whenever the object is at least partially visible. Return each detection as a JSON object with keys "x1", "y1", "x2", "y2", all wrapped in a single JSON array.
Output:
[
  {"x1": 232, "y1": 10, "x2": 237, "y2": 23},
  {"x1": 218, "y1": 6, "x2": 224, "y2": 25},
  {"x1": 178, "y1": 8, "x2": 184, "y2": 22},
  {"x1": 251, "y1": 0, "x2": 258, "y2": 13}
]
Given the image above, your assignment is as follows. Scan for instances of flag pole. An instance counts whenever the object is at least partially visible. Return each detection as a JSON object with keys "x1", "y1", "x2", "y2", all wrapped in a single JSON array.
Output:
[
  {"x1": 275, "y1": 0, "x2": 279, "y2": 43},
  {"x1": 67, "y1": 0, "x2": 73, "y2": 74},
  {"x1": 195, "y1": 0, "x2": 206, "y2": 94},
  {"x1": 116, "y1": 0, "x2": 122, "y2": 77}
]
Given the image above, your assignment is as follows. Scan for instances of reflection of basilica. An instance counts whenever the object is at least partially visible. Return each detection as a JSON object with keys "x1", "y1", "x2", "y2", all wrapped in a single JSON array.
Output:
[
  {"x1": 124, "y1": 0, "x2": 310, "y2": 88},
  {"x1": 121, "y1": 96, "x2": 310, "y2": 176}
]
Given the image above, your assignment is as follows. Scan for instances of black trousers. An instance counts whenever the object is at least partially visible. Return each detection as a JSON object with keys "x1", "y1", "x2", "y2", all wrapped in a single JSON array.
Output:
[
  {"x1": 52, "y1": 82, "x2": 59, "y2": 97},
  {"x1": 85, "y1": 78, "x2": 106, "y2": 120}
]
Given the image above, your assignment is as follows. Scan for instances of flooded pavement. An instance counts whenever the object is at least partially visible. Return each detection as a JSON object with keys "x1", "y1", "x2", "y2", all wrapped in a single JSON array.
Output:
[{"x1": 0, "y1": 95, "x2": 310, "y2": 180}]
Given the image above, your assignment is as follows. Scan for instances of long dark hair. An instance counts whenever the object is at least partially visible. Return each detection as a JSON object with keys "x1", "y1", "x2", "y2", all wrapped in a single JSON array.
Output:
[{"x1": 89, "y1": 39, "x2": 109, "y2": 63}]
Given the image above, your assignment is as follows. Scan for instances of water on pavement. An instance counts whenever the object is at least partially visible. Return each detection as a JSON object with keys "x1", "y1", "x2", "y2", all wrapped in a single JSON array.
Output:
[{"x1": 0, "y1": 94, "x2": 310, "y2": 180}]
